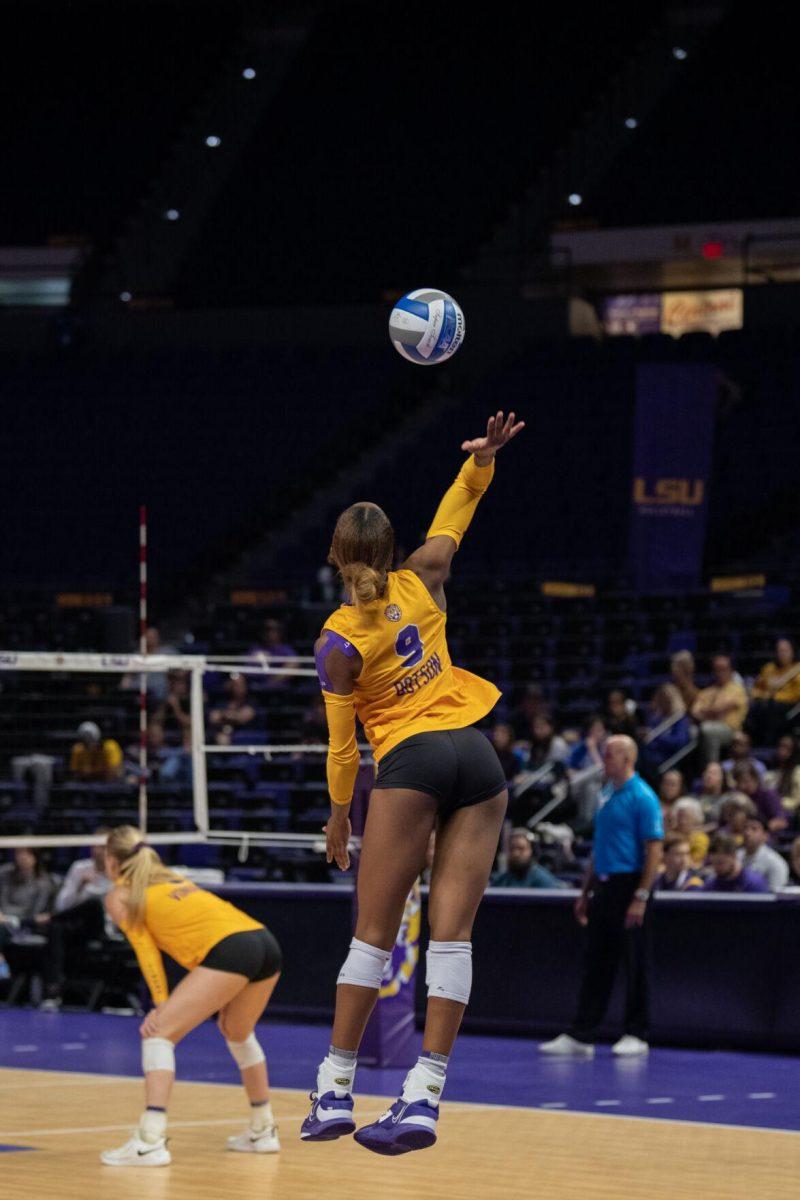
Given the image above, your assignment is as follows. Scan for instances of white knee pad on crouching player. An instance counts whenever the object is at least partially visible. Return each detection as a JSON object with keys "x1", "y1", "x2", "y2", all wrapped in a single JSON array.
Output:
[
  {"x1": 426, "y1": 940, "x2": 473, "y2": 1004},
  {"x1": 142, "y1": 1037, "x2": 175, "y2": 1074},
  {"x1": 336, "y1": 937, "x2": 391, "y2": 989},
  {"x1": 226, "y1": 1033, "x2": 266, "y2": 1070}
]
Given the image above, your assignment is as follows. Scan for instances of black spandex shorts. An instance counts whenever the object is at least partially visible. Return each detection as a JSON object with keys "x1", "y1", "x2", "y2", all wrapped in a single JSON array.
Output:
[
  {"x1": 201, "y1": 927, "x2": 282, "y2": 981},
  {"x1": 372, "y1": 727, "x2": 507, "y2": 816}
]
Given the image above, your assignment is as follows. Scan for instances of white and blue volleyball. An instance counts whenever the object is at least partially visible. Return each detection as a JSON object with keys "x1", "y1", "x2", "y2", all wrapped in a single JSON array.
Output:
[{"x1": 389, "y1": 288, "x2": 465, "y2": 365}]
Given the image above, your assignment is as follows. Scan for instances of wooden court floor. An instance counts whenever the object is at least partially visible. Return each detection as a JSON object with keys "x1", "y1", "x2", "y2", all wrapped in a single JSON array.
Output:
[{"x1": 1, "y1": 1067, "x2": 797, "y2": 1200}]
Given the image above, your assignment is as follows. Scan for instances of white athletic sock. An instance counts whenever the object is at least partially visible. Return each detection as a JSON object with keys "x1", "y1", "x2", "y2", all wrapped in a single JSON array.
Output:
[
  {"x1": 401, "y1": 1053, "x2": 449, "y2": 1107},
  {"x1": 249, "y1": 1100, "x2": 274, "y2": 1133},
  {"x1": 317, "y1": 1045, "x2": 357, "y2": 1097},
  {"x1": 138, "y1": 1107, "x2": 167, "y2": 1144}
]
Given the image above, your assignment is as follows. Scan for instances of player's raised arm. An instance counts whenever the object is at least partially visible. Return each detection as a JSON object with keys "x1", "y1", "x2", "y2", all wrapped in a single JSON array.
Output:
[{"x1": 404, "y1": 410, "x2": 524, "y2": 595}]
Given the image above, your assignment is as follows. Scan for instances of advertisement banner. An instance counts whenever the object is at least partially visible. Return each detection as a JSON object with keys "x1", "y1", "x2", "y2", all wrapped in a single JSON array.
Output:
[
  {"x1": 629, "y1": 365, "x2": 716, "y2": 590},
  {"x1": 660, "y1": 289, "x2": 743, "y2": 337}
]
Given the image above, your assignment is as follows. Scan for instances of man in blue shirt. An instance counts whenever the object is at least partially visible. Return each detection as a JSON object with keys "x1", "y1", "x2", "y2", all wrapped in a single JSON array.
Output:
[{"x1": 539, "y1": 735, "x2": 663, "y2": 1058}]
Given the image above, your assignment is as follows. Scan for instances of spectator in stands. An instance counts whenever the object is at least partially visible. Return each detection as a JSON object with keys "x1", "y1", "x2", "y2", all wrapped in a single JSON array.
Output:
[
  {"x1": 721, "y1": 731, "x2": 766, "y2": 787},
  {"x1": 671, "y1": 650, "x2": 699, "y2": 712},
  {"x1": 716, "y1": 793, "x2": 757, "y2": 845},
  {"x1": 694, "y1": 760, "x2": 729, "y2": 821},
  {"x1": 491, "y1": 829, "x2": 567, "y2": 889},
  {"x1": 249, "y1": 617, "x2": 297, "y2": 687},
  {"x1": 658, "y1": 769, "x2": 688, "y2": 828},
  {"x1": 511, "y1": 714, "x2": 569, "y2": 824},
  {"x1": 639, "y1": 684, "x2": 691, "y2": 776},
  {"x1": 653, "y1": 835, "x2": 704, "y2": 891},
  {"x1": 0, "y1": 848, "x2": 57, "y2": 980},
  {"x1": 691, "y1": 654, "x2": 748, "y2": 765},
  {"x1": 69, "y1": 721, "x2": 123, "y2": 782},
  {"x1": 38, "y1": 828, "x2": 113, "y2": 1010},
  {"x1": 764, "y1": 735, "x2": 800, "y2": 812},
  {"x1": 605, "y1": 689, "x2": 638, "y2": 739},
  {"x1": 511, "y1": 683, "x2": 547, "y2": 740},
  {"x1": 120, "y1": 626, "x2": 173, "y2": 702},
  {"x1": 731, "y1": 761, "x2": 787, "y2": 832},
  {"x1": 738, "y1": 814, "x2": 789, "y2": 892},
  {"x1": 155, "y1": 671, "x2": 191, "y2": 741},
  {"x1": 788, "y1": 837, "x2": 800, "y2": 885},
  {"x1": 301, "y1": 694, "x2": 328, "y2": 745},
  {"x1": 749, "y1": 637, "x2": 800, "y2": 745},
  {"x1": 704, "y1": 833, "x2": 768, "y2": 893},
  {"x1": 566, "y1": 715, "x2": 606, "y2": 830},
  {"x1": 671, "y1": 798, "x2": 710, "y2": 869},
  {"x1": 490, "y1": 722, "x2": 524, "y2": 782},
  {"x1": 539, "y1": 735, "x2": 663, "y2": 1059},
  {"x1": 524, "y1": 714, "x2": 569, "y2": 769},
  {"x1": 209, "y1": 673, "x2": 256, "y2": 746}
]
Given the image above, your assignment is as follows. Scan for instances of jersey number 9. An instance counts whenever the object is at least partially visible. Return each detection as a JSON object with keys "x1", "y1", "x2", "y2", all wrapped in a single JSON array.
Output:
[{"x1": 395, "y1": 624, "x2": 423, "y2": 669}]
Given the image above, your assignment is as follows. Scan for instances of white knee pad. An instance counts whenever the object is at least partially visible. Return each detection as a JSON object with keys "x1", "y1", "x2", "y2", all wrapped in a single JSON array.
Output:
[
  {"x1": 226, "y1": 1033, "x2": 265, "y2": 1070},
  {"x1": 336, "y1": 937, "x2": 391, "y2": 990},
  {"x1": 142, "y1": 1036, "x2": 175, "y2": 1073},
  {"x1": 426, "y1": 940, "x2": 472, "y2": 1005}
]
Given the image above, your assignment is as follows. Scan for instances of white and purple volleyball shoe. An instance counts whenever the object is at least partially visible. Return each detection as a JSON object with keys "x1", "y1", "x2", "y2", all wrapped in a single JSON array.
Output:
[
  {"x1": 354, "y1": 1097, "x2": 439, "y2": 1156},
  {"x1": 300, "y1": 1091, "x2": 356, "y2": 1142}
]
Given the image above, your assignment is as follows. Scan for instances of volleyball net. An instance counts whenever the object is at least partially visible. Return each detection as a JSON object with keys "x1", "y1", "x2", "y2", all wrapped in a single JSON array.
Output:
[{"x1": 0, "y1": 651, "x2": 367, "y2": 855}]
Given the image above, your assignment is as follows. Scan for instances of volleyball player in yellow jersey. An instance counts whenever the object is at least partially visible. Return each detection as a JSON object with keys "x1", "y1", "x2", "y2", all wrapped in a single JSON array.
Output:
[
  {"x1": 99, "y1": 826, "x2": 282, "y2": 1166},
  {"x1": 301, "y1": 410, "x2": 524, "y2": 1154}
]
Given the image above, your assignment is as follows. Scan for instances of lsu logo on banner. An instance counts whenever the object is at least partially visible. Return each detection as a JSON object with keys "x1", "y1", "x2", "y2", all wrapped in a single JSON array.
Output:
[{"x1": 633, "y1": 477, "x2": 704, "y2": 507}]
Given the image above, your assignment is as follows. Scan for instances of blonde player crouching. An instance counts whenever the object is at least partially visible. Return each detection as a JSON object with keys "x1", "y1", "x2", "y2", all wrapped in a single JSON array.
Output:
[{"x1": 100, "y1": 826, "x2": 282, "y2": 1167}]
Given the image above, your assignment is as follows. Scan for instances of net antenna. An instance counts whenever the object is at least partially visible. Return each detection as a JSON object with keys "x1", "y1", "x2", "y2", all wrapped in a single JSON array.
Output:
[{"x1": 138, "y1": 504, "x2": 148, "y2": 835}]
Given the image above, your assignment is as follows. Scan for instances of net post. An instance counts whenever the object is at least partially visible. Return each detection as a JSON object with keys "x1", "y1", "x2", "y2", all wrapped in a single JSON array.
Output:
[
  {"x1": 138, "y1": 504, "x2": 148, "y2": 835},
  {"x1": 191, "y1": 662, "x2": 209, "y2": 833}
]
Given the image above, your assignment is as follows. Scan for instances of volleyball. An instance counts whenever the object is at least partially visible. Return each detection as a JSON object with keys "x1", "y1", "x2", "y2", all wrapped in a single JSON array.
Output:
[{"x1": 389, "y1": 288, "x2": 466, "y2": 365}]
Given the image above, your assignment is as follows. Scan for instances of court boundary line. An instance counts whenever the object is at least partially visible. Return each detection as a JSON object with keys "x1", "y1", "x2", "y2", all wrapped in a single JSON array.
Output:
[{"x1": 1, "y1": 1065, "x2": 798, "y2": 1139}]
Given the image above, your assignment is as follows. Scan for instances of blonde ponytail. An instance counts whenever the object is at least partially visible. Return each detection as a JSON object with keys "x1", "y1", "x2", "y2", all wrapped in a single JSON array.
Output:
[
  {"x1": 107, "y1": 825, "x2": 182, "y2": 928},
  {"x1": 340, "y1": 562, "x2": 385, "y2": 606}
]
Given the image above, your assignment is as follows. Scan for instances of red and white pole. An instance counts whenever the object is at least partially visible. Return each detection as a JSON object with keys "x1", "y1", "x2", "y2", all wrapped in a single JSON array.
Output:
[{"x1": 138, "y1": 505, "x2": 148, "y2": 835}]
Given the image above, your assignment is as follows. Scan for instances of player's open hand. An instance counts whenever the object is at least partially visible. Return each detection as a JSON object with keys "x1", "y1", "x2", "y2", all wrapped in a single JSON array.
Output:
[
  {"x1": 324, "y1": 805, "x2": 352, "y2": 871},
  {"x1": 462, "y1": 411, "x2": 525, "y2": 466}
]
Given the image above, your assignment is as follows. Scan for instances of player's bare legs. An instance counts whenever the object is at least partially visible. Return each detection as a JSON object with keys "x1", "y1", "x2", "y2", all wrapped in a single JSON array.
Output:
[
  {"x1": 423, "y1": 790, "x2": 508, "y2": 1053},
  {"x1": 331, "y1": 789, "x2": 436, "y2": 1049},
  {"x1": 352, "y1": 789, "x2": 508, "y2": 1155},
  {"x1": 302, "y1": 789, "x2": 435, "y2": 1143},
  {"x1": 218, "y1": 973, "x2": 282, "y2": 1153}
]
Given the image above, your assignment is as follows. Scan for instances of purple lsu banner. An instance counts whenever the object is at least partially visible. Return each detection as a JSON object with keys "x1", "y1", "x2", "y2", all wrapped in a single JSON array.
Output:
[
  {"x1": 629, "y1": 364, "x2": 717, "y2": 590},
  {"x1": 359, "y1": 881, "x2": 420, "y2": 1067}
]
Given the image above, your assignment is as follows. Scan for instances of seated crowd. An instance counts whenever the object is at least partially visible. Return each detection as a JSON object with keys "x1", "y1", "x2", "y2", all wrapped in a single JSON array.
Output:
[
  {"x1": 3, "y1": 637, "x2": 800, "y2": 1009},
  {"x1": 492, "y1": 638, "x2": 800, "y2": 893}
]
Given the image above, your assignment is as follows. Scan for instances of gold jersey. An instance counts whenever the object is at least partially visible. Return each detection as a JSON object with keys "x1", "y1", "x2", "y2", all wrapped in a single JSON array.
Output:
[
  {"x1": 322, "y1": 569, "x2": 500, "y2": 761},
  {"x1": 123, "y1": 880, "x2": 263, "y2": 975}
]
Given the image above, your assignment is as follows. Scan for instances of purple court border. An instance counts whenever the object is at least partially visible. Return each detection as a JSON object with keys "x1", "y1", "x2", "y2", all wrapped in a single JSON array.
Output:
[{"x1": 0, "y1": 1010, "x2": 798, "y2": 1134}]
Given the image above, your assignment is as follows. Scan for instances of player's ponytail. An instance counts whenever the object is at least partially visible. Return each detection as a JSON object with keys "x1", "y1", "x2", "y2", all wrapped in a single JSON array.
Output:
[
  {"x1": 329, "y1": 502, "x2": 394, "y2": 607},
  {"x1": 107, "y1": 825, "x2": 182, "y2": 928},
  {"x1": 340, "y1": 562, "x2": 383, "y2": 605}
]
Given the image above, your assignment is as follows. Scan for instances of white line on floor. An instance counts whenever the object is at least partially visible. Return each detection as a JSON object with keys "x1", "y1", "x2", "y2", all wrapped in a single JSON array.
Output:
[
  {"x1": 539, "y1": 1102, "x2": 567, "y2": 1109},
  {"x1": 0, "y1": 1116, "x2": 307, "y2": 1139},
  {"x1": 11, "y1": 1046, "x2": 38, "y2": 1053},
  {"x1": 698, "y1": 1095, "x2": 725, "y2": 1101},
  {"x1": 646, "y1": 1098, "x2": 674, "y2": 1105},
  {"x1": 60, "y1": 1043, "x2": 86, "y2": 1051},
  {"x1": 748, "y1": 1092, "x2": 776, "y2": 1100},
  {"x1": 594, "y1": 1100, "x2": 621, "y2": 1107}
]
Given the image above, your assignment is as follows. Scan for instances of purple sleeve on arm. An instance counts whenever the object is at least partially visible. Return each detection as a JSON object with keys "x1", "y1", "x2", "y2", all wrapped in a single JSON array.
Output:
[{"x1": 315, "y1": 629, "x2": 357, "y2": 691}]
